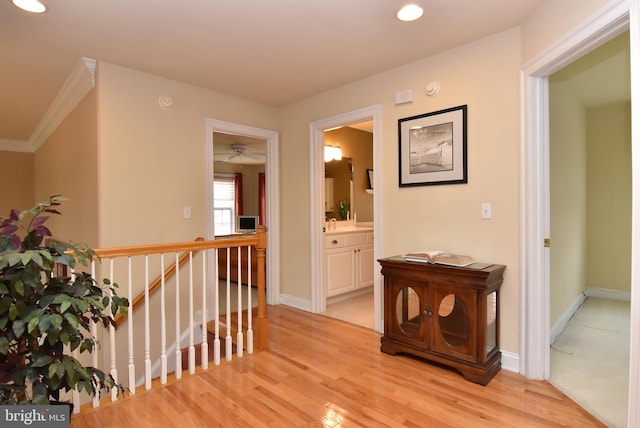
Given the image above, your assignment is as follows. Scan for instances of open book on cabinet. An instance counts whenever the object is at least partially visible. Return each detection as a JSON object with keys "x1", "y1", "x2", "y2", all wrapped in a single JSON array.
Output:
[{"x1": 403, "y1": 250, "x2": 475, "y2": 267}]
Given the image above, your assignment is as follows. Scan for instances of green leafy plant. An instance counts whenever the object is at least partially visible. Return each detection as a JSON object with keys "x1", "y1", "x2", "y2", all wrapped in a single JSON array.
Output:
[{"x1": 0, "y1": 195, "x2": 129, "y2": 405}]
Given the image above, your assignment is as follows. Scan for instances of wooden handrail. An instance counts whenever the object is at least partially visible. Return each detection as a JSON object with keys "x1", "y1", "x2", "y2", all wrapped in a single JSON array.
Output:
[
  {"x1": 113, "y1": 237, "x2": 205, "y2": 326},
  {"x1": 102, "y1": 229, "x2": 268, "y2": 351}
]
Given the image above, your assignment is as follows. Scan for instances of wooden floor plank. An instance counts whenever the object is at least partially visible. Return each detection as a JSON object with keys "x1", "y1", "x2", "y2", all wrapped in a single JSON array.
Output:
[{"x1": 70, "y1": 305, "x2": 606, "y2": 427}]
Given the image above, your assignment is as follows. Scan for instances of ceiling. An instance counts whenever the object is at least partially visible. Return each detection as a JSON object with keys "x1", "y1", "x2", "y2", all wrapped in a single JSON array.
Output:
[
  {"x1": 0, "y1": 0, "x2": 546, "y2": 148},
  {"x1": 550, "y1": 31, "x2": 630, "y2": 108}
]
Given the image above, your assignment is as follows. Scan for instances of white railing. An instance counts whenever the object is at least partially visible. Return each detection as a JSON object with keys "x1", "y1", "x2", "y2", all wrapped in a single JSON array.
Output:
[{"x1": 71, "y1": 227, "x2": 267, "y2": 412}]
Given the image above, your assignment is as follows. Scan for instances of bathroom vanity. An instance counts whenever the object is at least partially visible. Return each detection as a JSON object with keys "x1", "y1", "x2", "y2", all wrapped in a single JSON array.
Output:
[{"x1": 324, "y1": 227, "x2": 374, "y2": 297}]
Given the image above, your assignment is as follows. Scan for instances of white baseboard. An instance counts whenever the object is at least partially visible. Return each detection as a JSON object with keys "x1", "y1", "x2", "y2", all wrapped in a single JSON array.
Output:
[
  {"x1": 278, "y1": 294, "x2": 312, "y2": 312},
  {"x1": 585, "y1": 286, "x2": 631, "y2": 301},
  {"x1": 551, "y1": 291, "x2": 586, "y2": 344},
  {"x1": 327, "y1": 287, "x2": 373, "y2": 305},
  {"x1": 500, "y1": 350, "x2": 520, "y2": 373},
  {"x1": 549, "y1": 287, "x2": 631, "y2": 347}
]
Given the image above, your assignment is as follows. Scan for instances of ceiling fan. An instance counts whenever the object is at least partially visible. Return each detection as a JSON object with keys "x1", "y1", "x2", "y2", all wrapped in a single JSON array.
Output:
[{"x1": 214, "y1": 144, "x2": 265, "y2": 164}]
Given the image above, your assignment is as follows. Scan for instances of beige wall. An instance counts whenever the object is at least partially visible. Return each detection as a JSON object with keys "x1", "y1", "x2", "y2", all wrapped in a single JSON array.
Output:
[
  {"x1": 6, "y1": 0, "x2": 624, "y2": 363},
  {"x1": 96, "y1": 62, "x2": 278, "y2": 247},
  {"x1": 0, "y1": 151, "x2": 34, "y2": 216},
  {"x1": 549, "y1": 79, "x2": 588, "y2": 324},
  {"x1": 548, "y1": 24, "x2": 631, "y2": 325},
  {"x1": 587, "y1": 102, "x2": 632, "y2": 290},
  {"x1": 93, "y1": 63, "x2": 279, "y2": 381},
  {"x1": 279, "y1": 28, "x2": 522, "y2": 352},
  {"x1": 33, "y1": 88, "x2": 99, "y2": 248},
  {"x1": 549, "y1": 98, "x2": 631, "y2": 325},
  {"x1": 521, "y1": 0, "x2": 614, "y2": 64}
]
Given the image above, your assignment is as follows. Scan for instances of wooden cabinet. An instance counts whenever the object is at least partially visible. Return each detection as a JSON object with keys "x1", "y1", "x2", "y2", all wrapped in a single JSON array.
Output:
[
  {"x1": 325, "y1": 230, "x2": 374, "y2": 297},
  {"x1": 379, "y1": 257, "x2": 505, "y2": 385}
]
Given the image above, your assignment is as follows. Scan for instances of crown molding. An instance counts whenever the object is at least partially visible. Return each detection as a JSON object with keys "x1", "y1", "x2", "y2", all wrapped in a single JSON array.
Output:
[
  {"x1": 25, "y1": 57, "x2": 97, "y2": 152},
  {"x1": 0, "y1": 138, "x2": 32, "y2": 153}
]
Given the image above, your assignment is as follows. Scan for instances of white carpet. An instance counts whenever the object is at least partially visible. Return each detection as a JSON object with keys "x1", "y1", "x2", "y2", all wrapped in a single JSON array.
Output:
[{"x1": 550, "y1": 297, "x2": 630, "y2": 428}]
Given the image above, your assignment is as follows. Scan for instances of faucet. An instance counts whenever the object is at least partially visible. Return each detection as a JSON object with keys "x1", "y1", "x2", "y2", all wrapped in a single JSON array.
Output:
[{"x1": 330, "y1": 218, "x2": 337, "y2": 230}]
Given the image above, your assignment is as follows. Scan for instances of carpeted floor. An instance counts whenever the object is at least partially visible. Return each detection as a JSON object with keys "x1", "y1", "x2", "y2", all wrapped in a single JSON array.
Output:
[{"x1": 550, "y1": 297, "x2": 630, "y2": 428}]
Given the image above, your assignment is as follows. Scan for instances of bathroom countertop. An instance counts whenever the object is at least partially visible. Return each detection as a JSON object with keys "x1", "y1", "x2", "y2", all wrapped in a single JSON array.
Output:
[{"x1": 324, "y1": 226, "x2": 373, "y2": 235}]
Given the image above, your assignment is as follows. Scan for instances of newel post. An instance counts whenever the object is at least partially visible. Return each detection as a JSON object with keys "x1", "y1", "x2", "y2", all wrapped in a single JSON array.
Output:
[{"x1": 255, "y1": 225, "x2": 269, "y2": 350}]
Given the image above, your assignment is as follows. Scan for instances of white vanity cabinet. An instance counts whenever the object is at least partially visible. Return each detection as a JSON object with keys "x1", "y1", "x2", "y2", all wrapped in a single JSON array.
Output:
[{"x1": 324, "y1": 230, "x2": 374, "y2": 297}]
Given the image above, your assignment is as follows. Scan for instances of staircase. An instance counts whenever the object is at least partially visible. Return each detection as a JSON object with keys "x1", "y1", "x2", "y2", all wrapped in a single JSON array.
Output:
[{"x1": 180, "y1": 308, "x2": 257, "y2": 369}]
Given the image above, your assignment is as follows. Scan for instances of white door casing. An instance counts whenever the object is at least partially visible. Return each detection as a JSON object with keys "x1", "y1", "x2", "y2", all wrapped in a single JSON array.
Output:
[
  {"x1": 309, "y1": 105, "x2": 383, "y2": 333},
  {"x1": 205, "y1": 118, "x2": 280, "y2": 306},
  {"x1": 520, "y1": 0, "x2": 639, "y2": 425}
]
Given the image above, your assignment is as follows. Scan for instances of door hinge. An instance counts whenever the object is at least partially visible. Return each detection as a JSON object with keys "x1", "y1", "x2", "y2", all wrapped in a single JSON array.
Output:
[{"x1": 544, "y1": 238, "x2": 551, "y2": 248}]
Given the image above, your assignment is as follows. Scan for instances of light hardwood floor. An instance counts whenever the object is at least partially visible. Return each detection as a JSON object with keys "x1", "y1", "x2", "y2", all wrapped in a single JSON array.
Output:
[{"x1": 71, "y1": 305, "x2": 604, "y2": 427}]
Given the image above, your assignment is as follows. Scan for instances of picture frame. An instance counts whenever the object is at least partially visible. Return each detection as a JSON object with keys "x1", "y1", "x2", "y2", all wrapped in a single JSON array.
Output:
[
  {"x1": 367, "y1": 169, "x2": 374, "y2": 190},
  {"x1": 398, "y1": 105, "x2": 467, "y2": 187}
]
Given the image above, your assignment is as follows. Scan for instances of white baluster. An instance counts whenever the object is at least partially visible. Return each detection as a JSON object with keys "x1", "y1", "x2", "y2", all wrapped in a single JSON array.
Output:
[
  {"x1": 174, "y1": 252, "x2": 182, "y2": 379},
  {"x1": 127, "y1": 256, "x2": 135, "y2": 395},
  {"x1": 236, "y1": 246, "x2": 243, "y2": 358},
  {"x1": 160, "y1": 254, "x2": 167, "y2": 384},
  {"x1": 144, "y1": 256, "x2": 152, "y2": 390},
  {"x1": 69, "y1": 268, "x2": 80, "y2": 412},
  {"x1": 188, "y1": 251, "x2": 195, "y2": 373},
  {"x1": 201, "y1": 249, "x2": 208, "y2": 370},
  {"x1": 90, "y1": 261, "x2": 100, "y2": 407},
  {"x1": 109, "y1": 260, "x2": 118, "y2": 401},
  {"x1": 225, "y1": 247, "x2": 232, "y2": 361},
  {"x1": 213, "y1": 249, "x2": 221, "y2": 366},
  {"x1": 246, "y1": 246, "x2": 253, "y2": 354}
]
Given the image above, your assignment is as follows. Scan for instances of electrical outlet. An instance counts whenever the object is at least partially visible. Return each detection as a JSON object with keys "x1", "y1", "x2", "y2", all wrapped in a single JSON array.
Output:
[{"x1": 183, "y1": 206, "x2": 191, "y2": 219}]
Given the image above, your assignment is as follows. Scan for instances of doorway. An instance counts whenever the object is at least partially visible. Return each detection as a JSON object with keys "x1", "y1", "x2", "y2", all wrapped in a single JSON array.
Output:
[
  {"x1": 205, "y1": 118, "x2": 281, "y2": 306},
  {"x1": 521, "y1": 2, "x2": 639, "y2": 426},
  {"x1": 548, "y1": 31, "x2": 631, "y2": 427},
  {"x1": 309, "y1": 105, "x2": 383, "y2": 333}
]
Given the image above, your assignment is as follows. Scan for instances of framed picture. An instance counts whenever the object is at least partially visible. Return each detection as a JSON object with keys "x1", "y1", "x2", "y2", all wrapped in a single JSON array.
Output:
[
  {"x1": 398, "y1": 105, "x2": 467, "y2": 187},
  {"x1": 367, "y1": 169, "x2": 374, "y2": 190}
]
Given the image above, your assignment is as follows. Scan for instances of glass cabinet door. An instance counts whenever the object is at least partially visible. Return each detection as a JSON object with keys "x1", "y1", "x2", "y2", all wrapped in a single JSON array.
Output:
[
  {"x1": 485, "y1": 290, "x2": 498, "y2": 357},
  {"x1": 386, "y1": 279, "x2": 427, "y2": 347},
  {"x1": 431, "y1": 285, "x2": 477, "y2": 362}
]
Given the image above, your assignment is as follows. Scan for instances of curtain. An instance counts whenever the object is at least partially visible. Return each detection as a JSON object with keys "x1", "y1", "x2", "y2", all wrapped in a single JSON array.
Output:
[
  {"x1": 259, "y1": 172, "x2": 266, "y2": 225},
  {"x1": 234, "y1": 172, "x2": 243, "y2": 215}
]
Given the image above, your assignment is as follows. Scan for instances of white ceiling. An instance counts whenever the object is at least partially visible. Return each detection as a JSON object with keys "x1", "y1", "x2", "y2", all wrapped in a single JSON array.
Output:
[{"x1": 0, "y1": 0, "x2": 545, "y2": 146}]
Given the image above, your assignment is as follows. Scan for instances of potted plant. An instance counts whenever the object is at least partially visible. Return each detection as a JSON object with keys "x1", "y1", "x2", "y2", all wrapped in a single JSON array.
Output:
[{"x1": 0, "y1": 195, "x2": 128, "y2": 406}]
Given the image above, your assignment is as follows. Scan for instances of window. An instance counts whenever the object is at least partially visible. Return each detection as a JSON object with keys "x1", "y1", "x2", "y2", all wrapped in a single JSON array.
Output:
[{"x1": 213, "y1": 175, "x2": 235, "y2": 236}]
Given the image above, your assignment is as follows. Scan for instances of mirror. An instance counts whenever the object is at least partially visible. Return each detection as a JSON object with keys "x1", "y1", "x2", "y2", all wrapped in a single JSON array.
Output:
[
  {"x1": 323, "y1": 122, "x2": 374, "y2": 224},
  {"x1": 325, "y1": 157, "x2": 353, "y2": 220}
]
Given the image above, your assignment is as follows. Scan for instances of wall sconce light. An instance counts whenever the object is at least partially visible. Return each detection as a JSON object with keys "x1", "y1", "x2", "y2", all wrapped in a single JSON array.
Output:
[{"x1": 324, "y1": 145, "x2": 342, "y2": 162}]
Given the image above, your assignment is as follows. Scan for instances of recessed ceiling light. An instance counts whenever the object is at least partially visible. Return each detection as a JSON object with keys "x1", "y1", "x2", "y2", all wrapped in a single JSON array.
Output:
[
  {"x1": 11, "y1": 0, "x2": 47, "y2": 13},
  {"x1": 397, "y1": 4, "x2": 423, "y2": 22}
]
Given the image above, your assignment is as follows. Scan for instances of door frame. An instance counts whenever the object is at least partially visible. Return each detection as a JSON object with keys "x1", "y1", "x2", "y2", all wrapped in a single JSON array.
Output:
[
  {"x1": 309, "y1": 105, "x2": 383, "y2": 332},
  {"x1": 205, "y1": 118, "x2": 280, "y2": 305},
  {"x1": 520, "y1": 0, "x2": 639, "y2": 424}
]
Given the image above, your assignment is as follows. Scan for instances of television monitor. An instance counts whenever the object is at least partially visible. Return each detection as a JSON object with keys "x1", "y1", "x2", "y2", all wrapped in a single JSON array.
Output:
[{"x1": 236, "y1": 215, "x2": 259, "y2": 233}]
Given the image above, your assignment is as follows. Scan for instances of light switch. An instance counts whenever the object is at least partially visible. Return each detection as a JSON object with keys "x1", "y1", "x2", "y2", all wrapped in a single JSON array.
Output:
[
  {"x1": 183, "y1": 206, "x2": 191, "y2": 219},
  {"x1": 481, "y1": 203, "x2": 492, "y2": 219}
]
